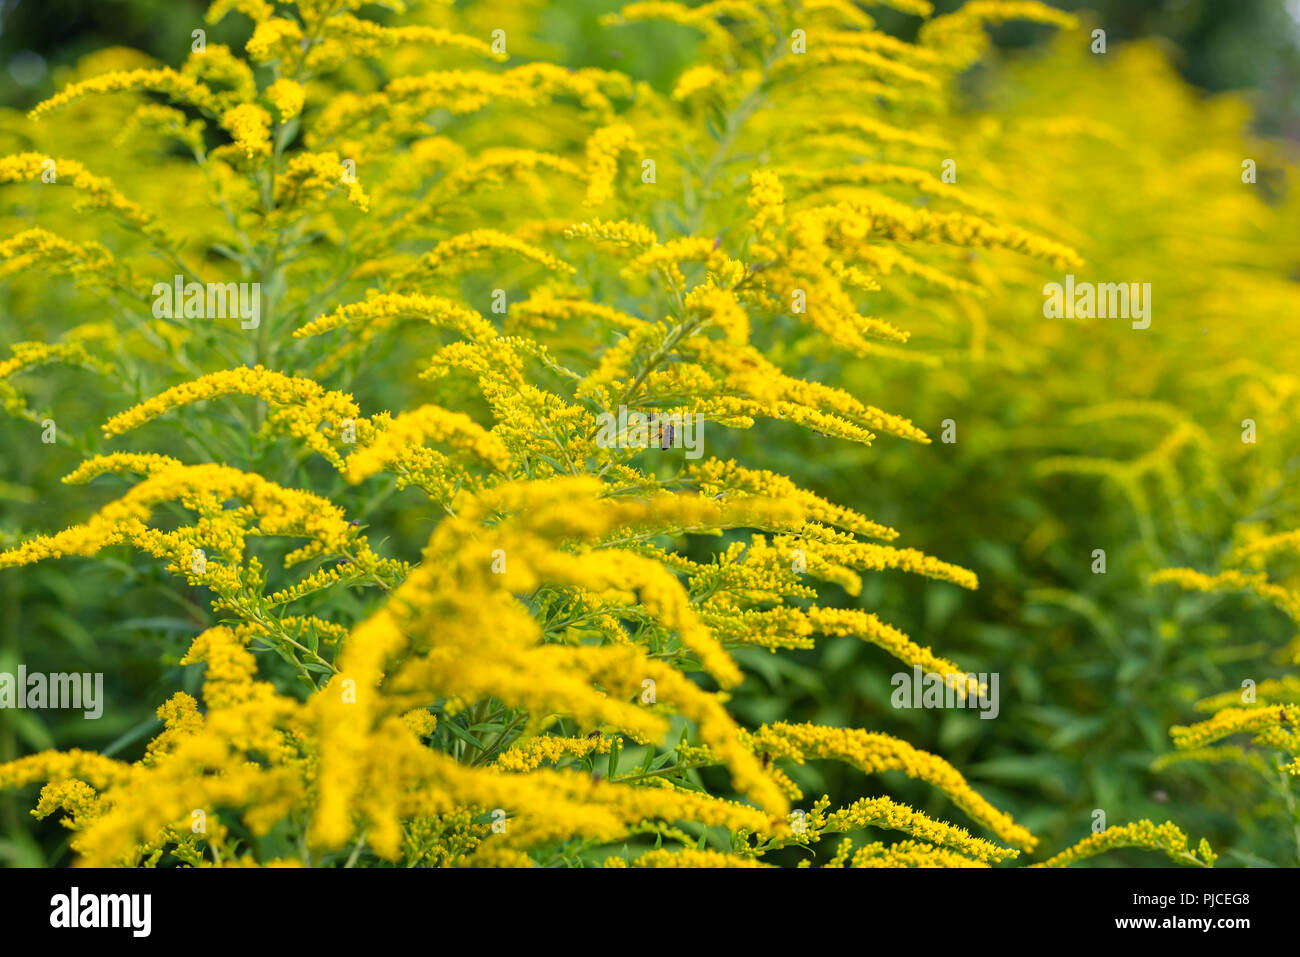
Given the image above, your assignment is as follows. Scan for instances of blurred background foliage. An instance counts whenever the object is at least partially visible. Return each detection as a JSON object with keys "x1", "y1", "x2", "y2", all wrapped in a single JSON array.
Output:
[
  {"x1": 0, "y1": 0, "x2": 1298, "y2": 867},
  {"x1": 3, "y1": 0, "x2": 1300, "y2": 131}
]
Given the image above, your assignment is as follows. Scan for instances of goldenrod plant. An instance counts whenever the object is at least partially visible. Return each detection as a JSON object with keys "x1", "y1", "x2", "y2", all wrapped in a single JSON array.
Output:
[
  {"x1": 0, "y1": 0, "x2": 1290, "y2": 868},
  {"x1": 838, "y1": 26, "x2": 1300, "y2": 863},
  {"x1": 1151, "y1": 531, "x2": 1300, "y2": 865}
]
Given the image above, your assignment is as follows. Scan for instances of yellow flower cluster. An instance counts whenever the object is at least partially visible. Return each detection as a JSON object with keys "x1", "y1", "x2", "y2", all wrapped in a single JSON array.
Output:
[
  {"x1": 0, "y1": 153, "x2": 164, "y2": 240},
  {"x1": 275, "y1": 151, "x2": 370, "y2": 212},
  {"x1": 220, "y1": 104, "x2": 272, "y2": 160},
  {"x1": 103, "y1": 366, "x2": 363, "y2": 469},
  {"x1": 294, "y1": 292, "x2": 496, "y2": 342},
  {"x1": 345, "y1": 405, "x2": 512, "y2": 483},
  {"x1": 0, "y1": 228, "x2": 115, "y2": 286},
  {"x1": 493, "y1": 735, "x2": 614, "y2": 774},
  {"x1": 1033, "y1": 821, "x2": 1217, "y2": 869},
  {"x1": 584, "y1": 124, "x2": 642, "y2": 207},
  {"x1": 264, "y1": 79, "x2": 305, "y2": 122},
  {"x1": 0, "y1": 0, "x2": 1123, "y2": 867},
  {"x1": 27, "y1": 69, "x2": 222, "y2": 119},
  {"x1": 842, "y1": 840, "x2": 989, "y2": 868},
  {"x1": 747, "y1": 721, "x2": 1035, "y2": 850}
]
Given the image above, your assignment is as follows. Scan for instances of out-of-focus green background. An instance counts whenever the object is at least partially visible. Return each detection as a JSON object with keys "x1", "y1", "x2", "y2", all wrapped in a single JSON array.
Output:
[{"x1": 3, "y1": 0, "x2": 1299, "y2": 132}]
